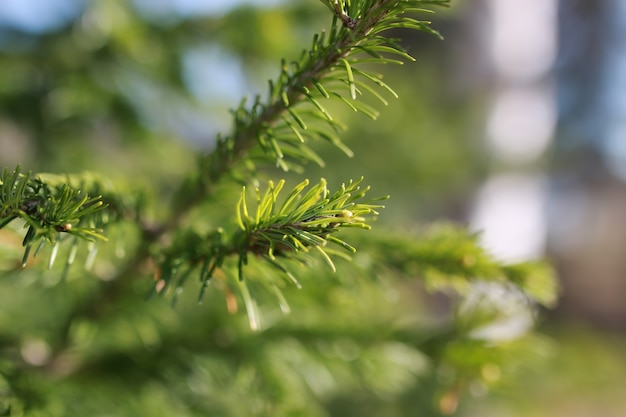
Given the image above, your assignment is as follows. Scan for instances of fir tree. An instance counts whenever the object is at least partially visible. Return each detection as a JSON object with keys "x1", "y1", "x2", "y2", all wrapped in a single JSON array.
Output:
[{"x1": 0, "y1": 1, "x2": 557, "y2": 416}]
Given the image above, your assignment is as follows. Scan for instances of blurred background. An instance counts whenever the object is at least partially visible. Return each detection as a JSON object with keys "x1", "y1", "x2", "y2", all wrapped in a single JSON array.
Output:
[{"x1": 1, "y1": 0, "x2": 625, "y2": 415}]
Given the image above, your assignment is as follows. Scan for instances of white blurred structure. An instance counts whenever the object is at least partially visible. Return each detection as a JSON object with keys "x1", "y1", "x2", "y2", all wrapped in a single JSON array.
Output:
[
  {"x1": 471, "y1": 174, "x2": 547, "y2": 262},
  {"x1": 470, "y1": 0, "x2": 558, "y2": 263}
]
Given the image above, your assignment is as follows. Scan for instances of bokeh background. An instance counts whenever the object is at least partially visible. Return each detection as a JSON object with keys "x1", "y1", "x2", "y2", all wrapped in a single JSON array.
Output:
[{"x1": 1, "y1": 0, "x2": 625, "y2": 415}]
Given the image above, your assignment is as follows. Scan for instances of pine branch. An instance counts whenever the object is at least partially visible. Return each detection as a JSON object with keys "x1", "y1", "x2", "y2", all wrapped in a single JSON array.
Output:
[
  {"x1": 235, "y1": 177, "x2": 381, "y2": 262},
  {"x1": 140, "y1": 0, "x2": 450, "y2": 324},
  {"x1": 0, "y1": 166, "x2": 149, "y2": 275},
  {"x1": 154, "y1": 178, "x2": 386, "y2": 326},
  {"x1": 0, "y1": 1, "x2": 450, "y2": 276},
  {"x1": 169, "y1": 0, "x2": 448, "y2": 222},
  {"x1": 0, "y1": 166, "x2": 106, "y2": 267},
  {"x1": 358, "y1": 224, "x2": 559, "y2": 308}
]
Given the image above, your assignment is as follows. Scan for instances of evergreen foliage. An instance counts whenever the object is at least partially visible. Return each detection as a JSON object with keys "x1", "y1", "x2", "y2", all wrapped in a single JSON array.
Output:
[{"x1": 0, "y1": 1, "x2": 557, "y2": 416}]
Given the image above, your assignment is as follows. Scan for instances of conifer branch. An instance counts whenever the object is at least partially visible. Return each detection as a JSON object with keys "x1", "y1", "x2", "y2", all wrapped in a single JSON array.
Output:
[
  {"x1": 171, "y1": 0, "x2": 448, "y2": 221},
  {"x1": 145, "y1": 0, "x2": 449, "y2": 317},
  {"x1": 0, "y1": 166, "x2": 148, "y2": 272},
  {"x1": 1, "y1": 0, "x2": 459, "y2": 327},
  {"x1": 359, "y1": 225, "x2": 559, "y2": 308},
  {"x1": 235, "y1": 177, "x2": 383, "y2": 272},
  {"x1": 0, "y1": 166, "x2": 106, "y2": 266},
  {"x1": 154, "y1": 178, "x2": 386, "y2": 306}
]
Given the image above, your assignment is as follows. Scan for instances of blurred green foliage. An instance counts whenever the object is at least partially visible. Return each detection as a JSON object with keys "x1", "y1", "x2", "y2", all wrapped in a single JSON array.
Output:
[{"x1": 460, "y1": 324, "x2": 626, "y2": 417}]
